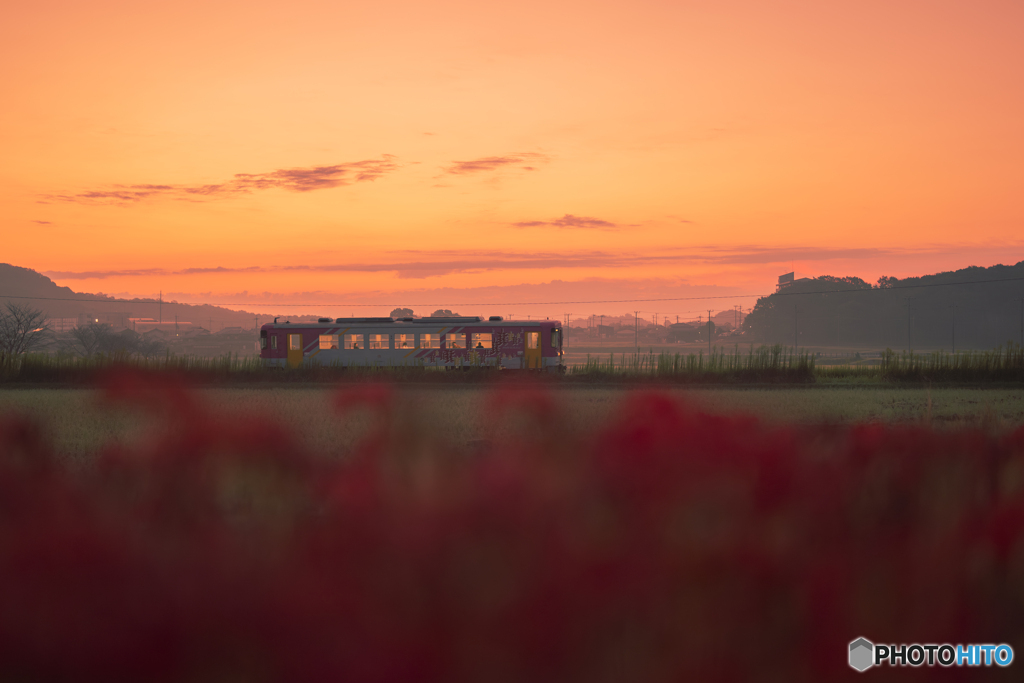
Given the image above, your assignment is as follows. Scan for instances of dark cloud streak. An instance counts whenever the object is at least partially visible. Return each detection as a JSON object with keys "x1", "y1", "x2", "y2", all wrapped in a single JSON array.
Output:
[
  {"x1": 443, "y1": 153, "x2": 548, "y2": 175},
  {"x1": 43, "y1": 156, "x2": 399, "y2": 205},
  {"x1": 513, "y1": 214, "x2": 621, "y2": 230},
  {"x1": 42, "y1": 246, "x2": 910, "y2": 281}
]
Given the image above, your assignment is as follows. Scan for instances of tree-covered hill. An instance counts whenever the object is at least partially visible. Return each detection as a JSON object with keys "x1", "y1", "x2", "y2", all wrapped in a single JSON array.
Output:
[
  {"x1": 744, "y1": 261, "x2": 1024, "y2": 349},
  {"x1": 0, "y1": 264, "x2": 262, "y2": 329}
]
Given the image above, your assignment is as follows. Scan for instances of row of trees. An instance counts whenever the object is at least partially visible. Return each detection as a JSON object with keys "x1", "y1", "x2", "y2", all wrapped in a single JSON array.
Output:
[
  {"x1": 743, "y1": 265, "x2": 1024, "y2": 349},
  {"x1": 0, "y1": 303, "x2": 167, "y2": 361}
]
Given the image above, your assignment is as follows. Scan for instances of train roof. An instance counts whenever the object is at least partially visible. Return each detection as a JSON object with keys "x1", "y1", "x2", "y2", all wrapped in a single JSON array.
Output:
[{"x1": 262, "y1": 316, "x2": 559, "y2": 328}]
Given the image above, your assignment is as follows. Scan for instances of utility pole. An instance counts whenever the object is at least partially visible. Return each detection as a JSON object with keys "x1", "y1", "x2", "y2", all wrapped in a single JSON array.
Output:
[
  {"x1": 708, "y1": 309, "x2": 713, "y2": 356},
  {"x1": 951, "y1": 302, "x2": 955, "y2": 354},
  {"x1": 907, "y1": 298, "x2": 913, "y2": 352},
  {"x1": 174, "y1": 314, "x2": 178, "y2": 337},
  {"x1": 159, "y1": 290, "x2": 162, "y2": 324},
  {"x1": 634, "y1": 311, "x2": 639, "y2": 351},
  {"x1": 794, "y1": 306, "x2": 799, "y2": 352}
]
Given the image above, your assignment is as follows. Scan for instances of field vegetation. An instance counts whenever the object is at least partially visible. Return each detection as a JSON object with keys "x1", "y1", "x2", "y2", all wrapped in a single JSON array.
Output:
[
  {"x1": 3, "y1": 373, "x2": 1024, "y2": 680},
  {"x1": 3, "y1": 343, "x2": 1024, "y2": 385},
  {"x1": 3, "y1": 385, "x2": 1024, "y2": 464}
]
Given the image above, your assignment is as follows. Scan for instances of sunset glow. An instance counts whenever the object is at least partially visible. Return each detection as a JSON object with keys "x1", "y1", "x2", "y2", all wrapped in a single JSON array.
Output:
[{"x1": 4, "y1": 0, "x2": 1023, "y2": 316}]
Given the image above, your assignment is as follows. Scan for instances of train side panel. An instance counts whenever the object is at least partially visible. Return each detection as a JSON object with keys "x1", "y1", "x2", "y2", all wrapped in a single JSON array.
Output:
[{"x1": 260, "y1": 321, "x2": 562, "y2": 369}]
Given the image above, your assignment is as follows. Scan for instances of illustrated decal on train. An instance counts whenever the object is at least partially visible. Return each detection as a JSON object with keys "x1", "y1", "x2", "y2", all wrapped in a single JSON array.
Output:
[{"x1": 257, "y1": 316, "x2": 563, "y2": 371}]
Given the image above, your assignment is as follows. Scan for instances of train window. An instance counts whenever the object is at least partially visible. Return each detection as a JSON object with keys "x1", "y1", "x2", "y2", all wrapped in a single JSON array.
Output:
[
  {"x1": 319, "y1": 334, "x2": 339, "y2": 350},
  {"x1": 369, "y1": 334, "x2": 389, "y2": 349},
  {"x1": 419, "y1": 333, "x2": 440, "y2": 349},
  {"x1": 446, "y1": 332, "x2": 465, "y2": 349},
  {"x1": 260, "y1": 337, "x2": 267, "y2": 349},
  {"x1": 395, "y1": 334, "x2": 415, "y2": 349},
  {"x1": 471, "y1": 333, "x2": 492, "y2": 349},
  {"x1": 288, "y1": 334, "x2": 302, "y2": 351},
  {"x1": 551, "y1": 329, "x2": 560, "y2": 348},
  {"x1": 344, "y1": 334, "x2": 365, "y2": 350},
  {"x1": 526, "y1": 331, "x2": 539, "y2": 349},
  {"x1": 271, "y1": 336, "x2": 278, "y2": 350}
]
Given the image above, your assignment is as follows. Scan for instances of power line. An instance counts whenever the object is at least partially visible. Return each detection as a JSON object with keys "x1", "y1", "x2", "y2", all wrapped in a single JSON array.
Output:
[{"x1": 1, "y1": 275, "x2": 1023, "y2": 308}]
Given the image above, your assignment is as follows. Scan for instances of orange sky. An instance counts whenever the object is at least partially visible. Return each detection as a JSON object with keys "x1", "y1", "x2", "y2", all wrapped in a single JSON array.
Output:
[{"x1": 4, "y1": 0, "x2": 1023, "y2": 318}]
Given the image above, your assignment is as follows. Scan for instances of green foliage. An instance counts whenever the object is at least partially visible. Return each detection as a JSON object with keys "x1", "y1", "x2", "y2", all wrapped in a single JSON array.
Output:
[{"x1": 568, "y1": 344, "x2": 816, "y2": 383}]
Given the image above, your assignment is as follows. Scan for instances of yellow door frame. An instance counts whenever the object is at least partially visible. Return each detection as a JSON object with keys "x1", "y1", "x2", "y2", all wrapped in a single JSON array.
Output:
[
  {"x1": 525, "y1": 330, "x2": 541, "y2": 369},
  {"x1": 287, "y1": 333, "x2": 304, "y2": 368}
]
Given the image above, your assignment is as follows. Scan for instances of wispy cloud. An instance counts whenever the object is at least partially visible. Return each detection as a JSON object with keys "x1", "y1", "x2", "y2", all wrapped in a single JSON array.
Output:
[
  {"x1": 513, "y1": 214, "x2": 621, "y2": 231},
  {"x1": 32, "y1": 220, "x2": 52, "y2": 224},
  {"x1": 442, "y1": 153, "x2": 548, "y2": 175},
  {"x1": 43, "y1": 245, "x2": 912, "y2": 282},
  {"x1": 42, "y1": 156, "x2": 399, "y2": 205}
]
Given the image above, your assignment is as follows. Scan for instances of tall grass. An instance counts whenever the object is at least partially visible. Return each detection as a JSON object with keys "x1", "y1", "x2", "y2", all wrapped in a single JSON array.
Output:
[
  {"x1": 3, "y1": 343, "x2": 1024, "y2": 384},
  {"x1": 877, "y1": 343, "x2": 1024, "y2": 382},
  {"x1": 0, "y1": 352, "x2": 494, "y2": 384},
  {"x1": 568, "y1": 344, "x2": 816, "y2": 383}
]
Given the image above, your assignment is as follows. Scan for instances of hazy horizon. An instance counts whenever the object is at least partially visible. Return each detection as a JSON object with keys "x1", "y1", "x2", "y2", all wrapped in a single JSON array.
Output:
[{"x1": 5, "y1": 1, "x2": 1024, "y2": 318}]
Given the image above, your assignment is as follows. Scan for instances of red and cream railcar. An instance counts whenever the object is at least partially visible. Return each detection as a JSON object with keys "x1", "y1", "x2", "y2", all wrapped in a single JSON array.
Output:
[{"x1": 259, "y1": 316, "x2": 563, "y2": 370}]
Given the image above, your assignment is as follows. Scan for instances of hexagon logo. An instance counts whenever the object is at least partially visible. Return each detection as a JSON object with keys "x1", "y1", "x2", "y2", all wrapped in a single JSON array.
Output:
[{"x1": 849, "y1": 637, "x2": 874, "y2": 672}]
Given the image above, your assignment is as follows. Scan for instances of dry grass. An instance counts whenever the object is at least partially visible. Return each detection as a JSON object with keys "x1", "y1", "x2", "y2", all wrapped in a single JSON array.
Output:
[{"x1": 4, "y1": 385, "x2": 1024, "y2": 463}]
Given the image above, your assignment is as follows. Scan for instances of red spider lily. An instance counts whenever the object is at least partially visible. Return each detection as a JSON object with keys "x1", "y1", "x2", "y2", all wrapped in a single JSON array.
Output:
[{"x1": 2, "y1": 380, "x2": 1024, "y2": 681}]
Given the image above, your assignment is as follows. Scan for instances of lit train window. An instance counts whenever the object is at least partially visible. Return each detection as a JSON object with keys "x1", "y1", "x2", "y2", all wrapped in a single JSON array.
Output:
[
  {"x1": 344, "y1": 334, "x2": 364, "y2": 350},
  {"x1": 419, "y1": 334, "x2": 440, "y2": 349},
  {"x1": 446, "y1": 332, "x2": 465, "y2": 349},
  {"x1": 288, "y1": 334, "x2": 302, "y2": 351},
  {"x1": 471, "y1": 333, "x2": 491, "y2": 349},
  {"x1": 526, "y1": 332, "x2": 539, "y2": 349},
  {"x1": 369, "y1": 334, "x2": 389, "y2": 349},
  {"x1": 395, "y1": 334, "x2": 415, "y2": 349},
  {"x1": 319, "y1": 334, "x2": 339, "y2": 350}
]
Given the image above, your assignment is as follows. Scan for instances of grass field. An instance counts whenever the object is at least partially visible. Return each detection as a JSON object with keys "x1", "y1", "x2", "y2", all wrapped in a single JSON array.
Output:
[{"x1": 5, "y1": 385, "x2": 1024, "y2": 463}]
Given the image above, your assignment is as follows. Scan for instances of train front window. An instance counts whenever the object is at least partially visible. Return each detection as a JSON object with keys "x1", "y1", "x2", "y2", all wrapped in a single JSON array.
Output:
[
  {"x1": 271, "y1": 336, "x2": 278, "y2": 350},
  {"x1": 551, "y1": 329, "x2": 560, "y2": 348},
  {"x1": 471, "y1": 333, "x2": 491, "y2": 349},
  {"x1": 396, "y1": 334, "x2": 415, "y2": 349},
  {"x1": 288, "y1": 334, "x2": 302, "y2": 351},
  {"x1": 319, "y1": 334, "x2": 339, "y2": 350},
  {"x1": 344, "y1": 334, "x2": 365, "y2": 350},
  {"x1": 369, "y1": 334, "x2": 389, "y2": 349}
]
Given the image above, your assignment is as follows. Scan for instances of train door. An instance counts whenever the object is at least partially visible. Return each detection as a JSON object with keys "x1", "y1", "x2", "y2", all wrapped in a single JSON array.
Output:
[
  {"x1": 525, "y1": 330, "x2": 541, "y2": 369},
  {"x1": 287, "y1": 333, "x2": 303, "y2": 368}
]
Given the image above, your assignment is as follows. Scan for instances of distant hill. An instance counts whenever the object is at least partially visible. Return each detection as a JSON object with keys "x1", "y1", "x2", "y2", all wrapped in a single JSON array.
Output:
[
  {"x1": 744, "y1": 261, "x2": 1024, "y2": 349},
  {"x1": 0, "y1": 263, "x2": 263, "y2": 330}
]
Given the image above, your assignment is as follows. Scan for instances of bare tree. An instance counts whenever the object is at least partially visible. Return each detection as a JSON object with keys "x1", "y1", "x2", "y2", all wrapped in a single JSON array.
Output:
[
  {"x1": 0, "y1": 303, "x2": 50, "y2": 360},
  {"x1": 65, "y1": 322, "x2": 113, "y2": 357},
  {"x1": 137, "y1": 338, "x2": 167, "y2": 358}
]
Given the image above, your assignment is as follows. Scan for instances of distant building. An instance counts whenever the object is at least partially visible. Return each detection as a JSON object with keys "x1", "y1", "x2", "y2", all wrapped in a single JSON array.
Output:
[
  {"x1": 79, "y1": 311, "x2": 133, "y2": 327},
  {"x1": 44, "y1": 317, "x2": 78, "y2": 333},
  {"x1": 214, "y1": 326, "x2": 250, "y2": 337},
  {"x1": 777, "y1": 272, "x2": 811, "y2": 291}
]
